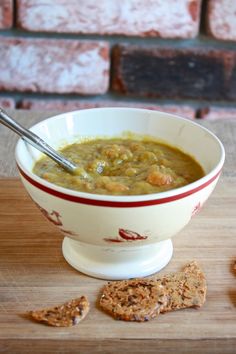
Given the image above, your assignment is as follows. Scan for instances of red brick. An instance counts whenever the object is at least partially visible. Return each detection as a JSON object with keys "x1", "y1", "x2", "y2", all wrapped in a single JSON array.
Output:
[
  {"x1": 17, "y1": 0, "x2": 201, "y2": 39},
  {"x1": 0, "y1": 38, "x2": 109, "y2": 94},
  {"x1": 0, "y1": 0, "x2": 13, "y2": 29},
  {"x1": 112, "y1": 45, "x2": 236, "y2": 100},
  {"x1": 0, "y1": 97, "x2": 15, "y2": 109},
  {"x1": 207, "y1": 0, "x2": 236, "y2": 41},
  {"x1": 19, "y1": 99, "x2": 196, "y2": 119},
  {"x1": 199, "y1": 106, "x2": 236, "y2": 120}
]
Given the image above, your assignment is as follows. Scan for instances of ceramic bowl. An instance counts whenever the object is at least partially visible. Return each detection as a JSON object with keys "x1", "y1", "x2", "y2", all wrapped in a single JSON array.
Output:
[{"x1": 15, "y1": 108, "x2": 225, "y2": 279}]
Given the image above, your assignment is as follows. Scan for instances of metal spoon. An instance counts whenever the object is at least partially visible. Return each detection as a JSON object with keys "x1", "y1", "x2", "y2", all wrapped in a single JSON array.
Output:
[{"x1": 0, "y1": 108, "x2": 88, "y2": 177}]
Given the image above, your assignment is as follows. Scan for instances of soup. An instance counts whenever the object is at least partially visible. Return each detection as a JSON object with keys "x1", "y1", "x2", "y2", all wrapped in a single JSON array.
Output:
[{"x1": 33, "y1": 137, "x2": 204, "y2": 196}]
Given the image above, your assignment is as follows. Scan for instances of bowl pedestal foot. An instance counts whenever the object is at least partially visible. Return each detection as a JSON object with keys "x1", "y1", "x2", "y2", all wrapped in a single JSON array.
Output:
[{"x1": 62, "y1": 237, "x2": 173, "y2": 280}]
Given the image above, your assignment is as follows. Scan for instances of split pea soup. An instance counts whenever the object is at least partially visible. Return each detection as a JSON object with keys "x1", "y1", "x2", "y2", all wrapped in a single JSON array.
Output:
[{"x1": 33, "y1": 137, "x2": 205, "y2": 196}]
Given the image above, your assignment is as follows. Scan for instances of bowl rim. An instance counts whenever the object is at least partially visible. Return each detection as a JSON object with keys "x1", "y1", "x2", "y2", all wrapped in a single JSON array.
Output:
[{"x1": 15, "y1": 107, "x2": 225, "y2": 207}]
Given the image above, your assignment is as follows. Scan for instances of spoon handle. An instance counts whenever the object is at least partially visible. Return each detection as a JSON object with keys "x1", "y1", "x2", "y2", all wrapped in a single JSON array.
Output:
[{"x1": 0, "y1": 108, "x2": 78, "y2": 174}]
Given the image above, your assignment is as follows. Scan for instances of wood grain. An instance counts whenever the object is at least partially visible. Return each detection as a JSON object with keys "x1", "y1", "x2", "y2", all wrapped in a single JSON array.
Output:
[
  {"x1": 0, "y1": 111, "x2": 236, "y2": 353},
  {"x1": 0, "y1": 178, "x2": 235, "y2": 353}
]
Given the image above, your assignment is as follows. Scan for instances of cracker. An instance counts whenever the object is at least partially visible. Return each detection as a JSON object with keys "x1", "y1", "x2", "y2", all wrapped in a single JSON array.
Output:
[
  {"x1": 157, "y1": 261, "x2": 207, "y2": 313},
  {"x1": 183, "y1": 260, "x2": 205, "y2": 276},
  {"x1": 29, "y1": 296, "x2": 90, "y2": 327},
  {"x1": 100, "y1": 279, "x2": 167, "y2": 322},
  {"x1": 99, "y1": 261, "x2": 206, "y2": 321}
]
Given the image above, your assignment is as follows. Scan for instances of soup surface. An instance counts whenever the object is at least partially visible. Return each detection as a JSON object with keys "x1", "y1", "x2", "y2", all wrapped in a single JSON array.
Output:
[{"x1": 33, "y1": 137, "x2": 204, "y2": 196}]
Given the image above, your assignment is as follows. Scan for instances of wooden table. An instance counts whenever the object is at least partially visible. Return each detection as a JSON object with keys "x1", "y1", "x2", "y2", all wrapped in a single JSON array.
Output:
[{"x1": 0, "y1": 111, "x2": 236, "y2": 354}]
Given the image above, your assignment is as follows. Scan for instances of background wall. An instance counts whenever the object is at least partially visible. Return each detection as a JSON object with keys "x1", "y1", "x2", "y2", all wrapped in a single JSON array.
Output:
[{"x1": 0, "y1": 0, "x2": 236, "y2": 120}]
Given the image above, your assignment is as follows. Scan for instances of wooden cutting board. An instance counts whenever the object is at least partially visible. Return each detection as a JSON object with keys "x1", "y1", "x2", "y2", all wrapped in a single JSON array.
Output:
[{"x1": 0, "y1": 178, "x2": 235, "y2": 354}]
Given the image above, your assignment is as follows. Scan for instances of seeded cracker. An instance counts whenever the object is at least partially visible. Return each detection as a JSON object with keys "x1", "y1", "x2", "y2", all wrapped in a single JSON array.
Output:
[
  {"x1": 157, "y1": 261, "x2": 207, "y2": 313},
  {"x1": 29, "y1": 296, "x2": 90, "y2": 327},
  {"x1": 100, "y1": 279, "x2": 167, "y2": 322}
]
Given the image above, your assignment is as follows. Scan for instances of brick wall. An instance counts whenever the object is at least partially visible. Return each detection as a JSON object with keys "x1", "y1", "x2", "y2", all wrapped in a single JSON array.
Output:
[{"x1": 0, "y1": 0, "x2": 236, "y2": 120}]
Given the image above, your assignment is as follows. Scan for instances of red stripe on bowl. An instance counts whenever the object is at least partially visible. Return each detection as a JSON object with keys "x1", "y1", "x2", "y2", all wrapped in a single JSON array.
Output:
[{"x1": 18, "y1": 166, "x2": 220, "y2": 208}]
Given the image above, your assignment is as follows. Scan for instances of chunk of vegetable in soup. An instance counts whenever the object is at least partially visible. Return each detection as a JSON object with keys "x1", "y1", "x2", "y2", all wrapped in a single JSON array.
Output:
[{"x1": 33, "y1": 137, "x2": 204, "y2": 196}]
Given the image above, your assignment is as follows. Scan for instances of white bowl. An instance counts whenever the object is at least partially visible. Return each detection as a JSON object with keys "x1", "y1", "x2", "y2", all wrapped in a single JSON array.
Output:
[{"x1": 15, "y1": 108, "x2": 225, "y2": 279}]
